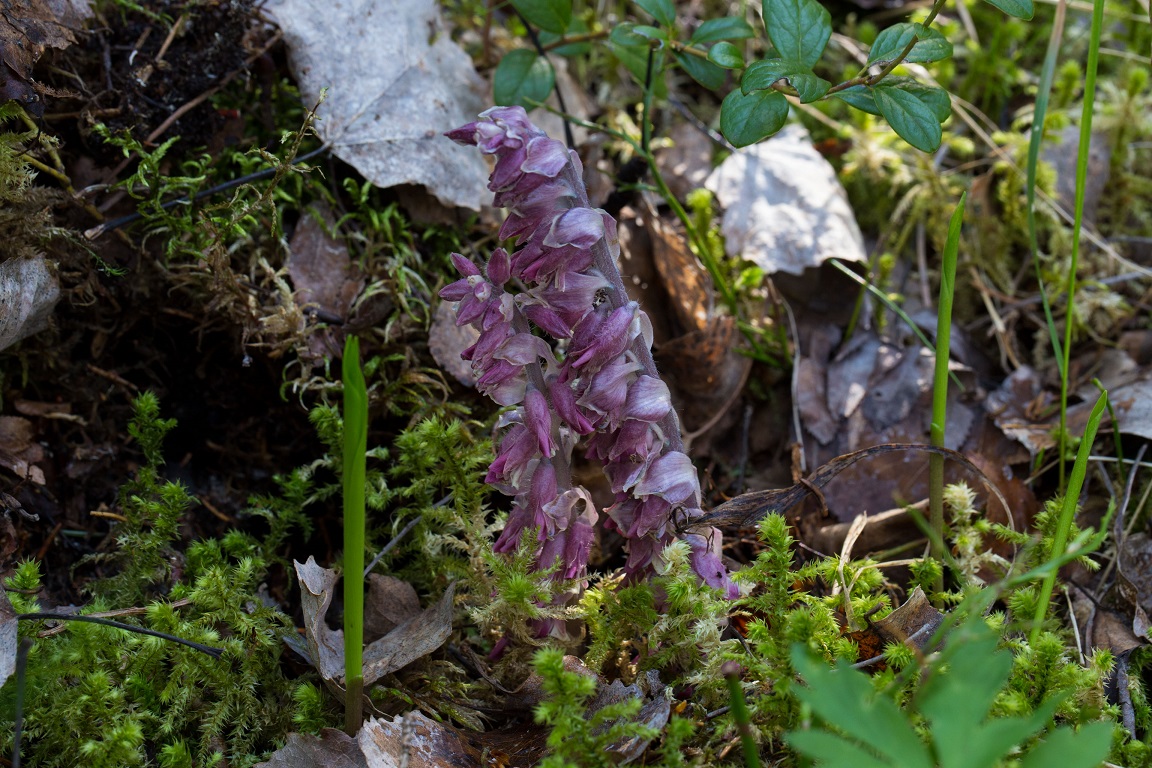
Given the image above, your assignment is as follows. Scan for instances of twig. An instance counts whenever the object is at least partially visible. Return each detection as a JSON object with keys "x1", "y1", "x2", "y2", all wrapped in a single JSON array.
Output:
[{"x1": 20, "y1": 612, "x2": 224, "y2": 658}]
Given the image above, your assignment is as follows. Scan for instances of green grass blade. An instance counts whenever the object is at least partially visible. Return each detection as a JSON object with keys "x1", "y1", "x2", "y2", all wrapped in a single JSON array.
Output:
[
  {"x1": 1027, "y1": 0, "x2": 1067, "y2": 379},
  {"x1": 342, "y1": 335, "x2": 369, "y2": 734},
  {"x1": 929, "y1": 193, "x2": 965, "y2": 594},
  {"x1": 1030, "y1": 389, "x2": 1107, "y2": 644},
  {"x1": 1058, "y1": 0, "x2": 1105, "y2": 489}
]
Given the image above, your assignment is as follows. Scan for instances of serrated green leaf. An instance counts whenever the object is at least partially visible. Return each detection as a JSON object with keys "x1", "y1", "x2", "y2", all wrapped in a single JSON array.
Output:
[
  {"x1": 538, "y1": 17, "x2": 592, "y2": 56},
  {"x1": 741, "y1": 58, "x2": 791, "y2": 94},
  {"x1": 785, "y1": 730, "x2": 895, "y2": 768},
  {"x1": 785, "y1": 71, "x2": 830, "y2": 102},
  {"x1": 720, "y1": 88, "x2": 789, "y2": 147},
  {"x1": 874, "y1": 82, "x2": 943, "y2": 151},
  {"x1": 675, "y1": 51, "x2": 726, "y2": 89},
  {"x1": 761, "y1": 0, "x2": 832, "y2": 69},
  {"x1": 636, "y1": 0, "x2": 676, "y2": 26},
  {"x1": 981, "y1": 0, "x2": 1034, "y2": 19},
  {"x1": 510, "y1": 0, "x2": 572, "y2": 34},
  {"x1": 708, "y1": 41, "x2": 744, "y2": 69},
  {"x1": 868, "y1": 22, "x2": 954, "y2": 65},
  {"x1": 832, "y1": 84, "x2": 880, "y2": 115},
  {"x1": 1019, "y1": 723, "x2": 1113, "y2": 768},
  {"x1": 790, "y1": 648, "x2": 934, "y2": 768},
  {"x1": 690, "y1": 16, "x2": 755, "y2": 45},
  {"x1": 493, "y1": 49, "x2": 555, "y2": 109}
]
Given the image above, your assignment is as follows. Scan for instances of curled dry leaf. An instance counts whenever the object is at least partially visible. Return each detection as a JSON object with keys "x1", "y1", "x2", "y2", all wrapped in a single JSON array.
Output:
[
  {"x1": 0, "y1": 415, "x2": 47, "y2": 485},
  {"x1": 254, "y1": 728, "x2": 368, "y2": 768},
  {"x1": 0, "y1": 0, "x2": 86, "y2": 114},
  {"x1": 874, "y1": 586, "x2": 944, "y2": 650},
  {"x1": 0, "y1": 256, "x2": 60, "y2": 353},
  {"x1": 364, "y1": 574, "x2": 421, "y2": 641},
  {"x1": 293, "y1": 558, "x2": 454, "y2": 687},
  {"x1": 704, "y1": 124, "x2": 866, "y2": 276},
  {"x1": 264, "y1": 0, "x2": 490, "y2": 210},
  {"x1": 0, "y1": 586, "x2": 17, "y2": 689}
]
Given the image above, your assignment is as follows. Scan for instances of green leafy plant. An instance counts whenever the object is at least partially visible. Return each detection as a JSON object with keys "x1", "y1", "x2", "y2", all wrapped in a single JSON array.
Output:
[
  {"x1": 342, "y1": 335, "x2": 368, "y2": 733},
  {"x1": 787, "y1": 615, "x2": 1113, "y2": 768}
]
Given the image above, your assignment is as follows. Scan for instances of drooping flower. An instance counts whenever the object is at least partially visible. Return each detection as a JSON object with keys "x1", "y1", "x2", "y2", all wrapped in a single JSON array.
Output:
[{"x1": 440, "y1": 107, "x2": 739, "y2": 630}]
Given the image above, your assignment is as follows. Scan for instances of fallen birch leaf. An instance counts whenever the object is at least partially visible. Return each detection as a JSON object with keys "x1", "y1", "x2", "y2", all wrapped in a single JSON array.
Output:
[
  {"x1": 264, "y1": 0, "x2": 490, "y2": 210},
  {"x1": 0, "y1": 256, "x2": 60, "y2": 353},
  {"x1": 704, "y1": 124, "x2": 866, "y2": 276}
]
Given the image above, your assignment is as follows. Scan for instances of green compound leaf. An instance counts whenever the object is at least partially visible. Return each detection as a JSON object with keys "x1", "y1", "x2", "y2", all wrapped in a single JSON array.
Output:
[
  {"x1": 493, "y1": 49, "x2": 555, "y2": 108},
  {"x1": 676, "y1": 51, "x2": 727, "y2": 88},
  {"x1": 510, "y1": 0, "x2": 572, "y2": 34},
  {"x1": 690, "y1": 16, "x2": 755, "y2": 45},
  {"x1": 873, "y1": 81, "x2": 944, "y2": 151},
  {"x1": 788, "y1": 647, "x2": 934, "y2": 768},
  {"x1": 761, "y1": 0, "x2": 832, "y2": 70},
  {"x1": 708, "y1": 41, "x2": 745, "y2": 69},
  {"x1": 1019, "y1": 723, "x2": 1113, "y2": 768},
  {"x1": 868, "y1": 22, "x2": 954, "y2": 65},
  {"x1": 636, "y1": 0, "x2": 676, "y2": 26},
  {"x1": 720, "y1": 88, "x2": 789, "y2": 147},
  {"x1": 981, "y1": 0, "x2": 1034, "y2": 19}
]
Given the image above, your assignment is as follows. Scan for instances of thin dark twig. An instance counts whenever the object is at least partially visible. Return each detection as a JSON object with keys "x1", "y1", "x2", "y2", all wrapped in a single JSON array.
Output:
[
  {"x1": 18, "y1": 613, "x2": 225, "y2": 658},
  {"x1": 86, "y1": 146, "x2": 329, "y2": 239},
  {"x1": 363, "y1": 515, "x2": 421, "y2": 577}
]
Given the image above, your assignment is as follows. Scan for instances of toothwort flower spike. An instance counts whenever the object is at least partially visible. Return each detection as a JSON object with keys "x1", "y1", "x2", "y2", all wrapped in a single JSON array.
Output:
[{"x1": 441, "y1": 108, "x2": 738, "y2": 635}]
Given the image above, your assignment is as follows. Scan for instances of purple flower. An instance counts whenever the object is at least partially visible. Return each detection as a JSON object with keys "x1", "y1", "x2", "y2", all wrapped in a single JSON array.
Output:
[{"x1": 440, "y1": 106, "x2": 738, "y2": 638}]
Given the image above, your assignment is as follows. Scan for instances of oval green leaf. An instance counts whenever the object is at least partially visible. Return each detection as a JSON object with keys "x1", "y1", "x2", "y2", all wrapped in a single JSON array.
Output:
[
  {"x1": 538, "y1": 17, "x2": 592, "y2": 56},
  {"x1": 868, "y1": 23, "x2": 953, "y2": 65},
  {"x1": 761, "y1": 0, "x2": 832, "y2": 69},
  {"x1": 787, "y1": 71, "x2": 831, "y2": 102},
  {"x1": 832, "y1": 85, "x2": 880, "y2": 115},
  {"x1": 742, "y1": 58, "x2": 790, "y2": 94},
  {"x1": 873, "y1": 83, "x2": 942, "y2": 152},
  {"x1": 690, "y1": 16, "x2": 755, "y2": 45},
  {"x1": 675, "y1": 51, "x2": 726, "y2": 89},
  {"x1": 708, "y1": 42, "x2": 745, "y2": 69},
  {"x1": 494, "y1": 49, "x2": 555, "y2": 108},
  {"x1": 636, "y1": 0, "x2": 676, "y2": 26},
  {"x1": 720, "y1": 88, "x2": 789, "y2": 147},
  {"x1": 981, "y1": 0, "x2": 1034, "y2": 19},
  {"x1": 509, "y1": 0, "x2": 572, "y2": 34}
]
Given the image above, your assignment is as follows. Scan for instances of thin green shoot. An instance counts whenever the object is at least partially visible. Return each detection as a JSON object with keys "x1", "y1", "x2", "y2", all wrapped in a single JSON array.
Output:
[
  {"x1": 722, "y1": 662, "x2": 761, "y2": 768},
  {"x1": 1026, "y1": 0, "x2": 1067, "y2": 391},
  {"x1": 1030, "y1": 389, "x2": 1108, "y2": 645},
  {"x1": 342, "y1": 335, "x2": 368, "y2": 734},
  {"x1": 1058, "y1": 0, "x2": 1105, "y2": 489},
  {"x1": 829, "y1": 259, "x2": 965, "y2": 391},
  {"x1": 929, "y1": 193, "x2": 966, "y2": 596}
]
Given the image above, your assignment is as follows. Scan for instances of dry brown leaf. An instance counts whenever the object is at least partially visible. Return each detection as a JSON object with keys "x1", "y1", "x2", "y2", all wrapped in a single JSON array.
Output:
[
  {"x1": 655, "y1": 121, "x2": 714, "y2": 202},
  {"x1": 0, "y1": 415, "x2": 46, "y2": 484},
  {"x1": 294, "y1": 558, "x2": 454, "y2": 687},
  {"x1": 254, "y1": 728, "x2": 368, "y2": 768},
  {"x1": 0, "y1": 256, "x2": 60, "y2": 354},
  {"x1": 364, "y1": 574, "x2": 421, "y2": 642},
  {"x1": 0, "y1": 0, "x2": 84, "y2": 114},
  {"x1": 264, "y1": 0, "x2": 490, "y2": 210},
  {"x1": 704, "y1": 124, "x2": 865, "y2": 276},
  {"x1": 288, "y1": 206, "x2": 364, "y2": 323},
  {"x1": 874, "y1": 586, "x2": 943, "y2": 650},
  {"x1": 0, "y1": 587, "x2": 16, "y2": 689},
  {"x1": 646, "y1": 210, "x2": 711, "y2": 334}
]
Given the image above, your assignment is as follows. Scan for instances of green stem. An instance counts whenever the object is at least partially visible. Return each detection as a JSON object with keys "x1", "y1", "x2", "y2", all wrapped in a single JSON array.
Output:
[
  {"x1": 1031, "y1": 391, "x2": 1107, "y2": 644},
  {"x1": 929, "y1": 193, "x2": 966, "y2": 597},
  {"x1": 1058, "y1": 0, "x2": 1105, "y2": 490},
  {"x1": 723, "y1": 662, "x2": 761, "y2": 768},
  {"x1": 342, "y1": 335, "x2": 368, "y2": 734}
]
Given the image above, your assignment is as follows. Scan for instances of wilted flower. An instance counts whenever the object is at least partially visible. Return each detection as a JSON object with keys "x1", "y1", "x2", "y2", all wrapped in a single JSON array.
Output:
[{"x1": 440, "y1": 106, "x2": 739, "y2": 634}]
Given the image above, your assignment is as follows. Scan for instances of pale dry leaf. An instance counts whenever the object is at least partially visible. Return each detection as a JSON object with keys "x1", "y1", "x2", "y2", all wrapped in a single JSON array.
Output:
[
  {"x1": 294, "y1": 556, "x2": 345, "y2": 681},
  {"x1": 704, "y1": 124, "x2": 865, "y2": 276},
  {"x1": 0, "y1": 256, "x2": 60, "y2": 353},
  {"x1": 361, "y1": 583, "x2": 454, "y2": 686},
  {"x1": 655, "y1": 120, "x2": 714, "y2": 202},
  {"x1": 0, "y1": 587, "x2": 17, "y2": 689},
  {"x1": 428, "y1": 301, "x2": 479, "y2": 387},
  {"x1": 254, "y1": 728, "x2": 368, "y2": 768},
  {"x1": 264, "y1": 0, "x2": 490, "y2": 210},
  {"x1": 359, "y1": 712, "x2": 478, "y2": 768}
]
